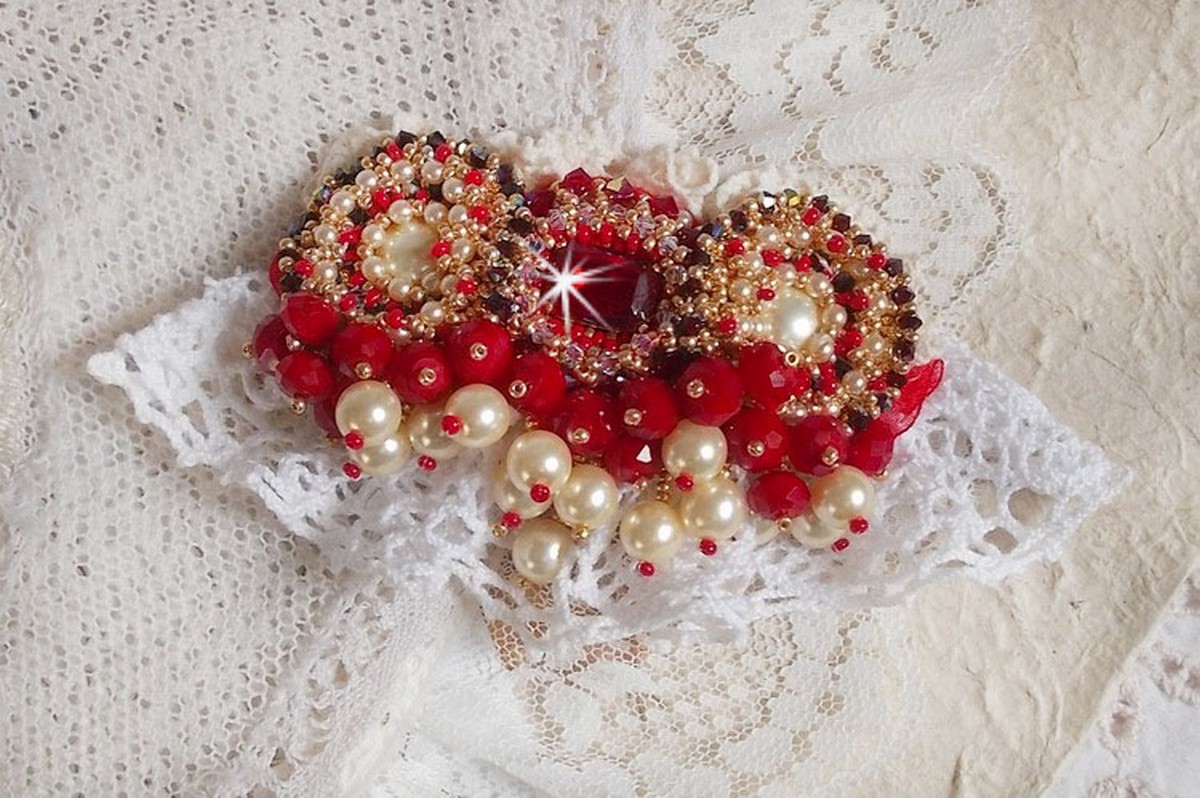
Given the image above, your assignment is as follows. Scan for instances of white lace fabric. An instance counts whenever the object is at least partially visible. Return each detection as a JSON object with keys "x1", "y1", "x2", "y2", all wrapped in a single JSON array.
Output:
[{"x1": 0, "y1": 1, "x2": 1149, "y2": 795}]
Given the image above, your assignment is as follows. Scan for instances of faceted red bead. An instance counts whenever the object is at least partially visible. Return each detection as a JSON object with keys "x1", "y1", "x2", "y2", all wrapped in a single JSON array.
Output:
[
  {"x1": 867, "y1": 251, "x2": 888, "y2": 270},
  {"x1": 330, "y1": 322, "x2": 394, "y2": 377},
  {"x1": 676, "y1": 356, "x2": 744, "y2": 426},
  {"x1": 506, "y1": 352, "x2": 567, "y2": 419},
  {"x1": 637, "y1": 561, "x2": 656, "y2": 577},
  {"x1": 826, "y1": 233, "x2": 848, "y2": 254},
  {"x1": 561, "y1": 167, "x2": 593, "y2": 195},
  {"x1": 312, "y1": 379, "x2": 350, "y2": 437},
  {"x1": 445, "y1": 319, "x2": 513, "y2": 385},
  {"x1": 832, "y1": 537, "x2": 851, "y2": 552},
  {"x1": 849, "y1": 516, "x2": 870, "y2": 534},
  {"x1": 723, "y1": 407, "x2": 788, "y2": 472},
  {"x1": 788, "y1": 415, "x2": 850, "y2": 476},
  {"x1": 417, "y1": 455, "x2": 438, "y2": 472},
  {"x1": 801, "y1": 206, "x2": 822, "y2": 226},
  {"x1": 698, "y1": 538, "x2": 718, "y2": 556},
  {"x1": 251, "y1": 315, "x2": 290, "y2": 373},
  {"x1": 276, "y1": 351, "x2": 335, "y2": 400},
  {"x1": 845, "y1": 419, "x2": 897, "y2": 476},
  {"x1": 385, "y1": 341, "x2": 454, "y2": 404},
  {"x1": 343, "y1": 462, "x2": 362, "y2": 479},
  {"x1": 736, "y1": 342, "x2": 800, "y2": 412},
  {"x1": 555, "y1": 389, "x2": 617, "y2": 457},
  {"x1": 617, "y1": 377, "x2": 678, "y2": 440},
  {"x1": 529, "y1": 483, "x2": 551, "y2": 503},
  {"x1": 527, "y1": 190, "x2": 555, "y2": 217},
  {"x1": 603, "y1": 436, "x2": 661, "y2": 484},
  {"x1": 280, "y1": 292, "x2": 341, "y2": 346},
  {"x1": 647, "y1": 194, "x2": 679, "y2": 217},
  {"x1": 746, "y1": 471, "x2": 811, "y2": 520}
]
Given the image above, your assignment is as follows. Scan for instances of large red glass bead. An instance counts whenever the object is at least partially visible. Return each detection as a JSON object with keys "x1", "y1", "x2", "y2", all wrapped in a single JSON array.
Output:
[
  {"x1": 329, "y1": 322, "x2": 394, "y2": 377},
  {"x1": 506, "y1": 352, "x2": 567, "y2": 419},
  {"x1": 845, "y1": 419, "x2": 897, "y2": 476},
  {"x1": 280, "y1": 292, "x2": 340, "y2": 346},
  {"x1": 747, "y1": 471, "x2": 811, "y2": 520},
  {"x1": 788, "y1": 415, "x2": 850, "y2": 476},
  {"x1": 737, "y1": 342, "x2": 802, "y2": 411},
  {"x1": 312, "y1": 380, "x2": 350, "y2": 437},
  {"x1": 251, "y1": 315, "x2": 290, "y2": 373},
  {"x1": 555, "y1": 389, "x2": 617, "y2": 457},
  {"x1": 386, "y1": 341, "x2": 454, "y2": 404},
  {"x1": 276, "y1": 351, "x2": 335, "y2": 400},
  {"x1": 723, "y1": 407, "x2": 788, "y2": 472},
  {"x1": 676, "y1": 356, "x2": 744, "y2": 426},
  {"x1": 604, "y1": 436, "x2": 662, "y2": 484},
  {"x1": 617, "y1": 376, "x2": 678, "y2": 440},
  {"x1": 445, "y1": 319, "x2": 513, "y2": 385}
]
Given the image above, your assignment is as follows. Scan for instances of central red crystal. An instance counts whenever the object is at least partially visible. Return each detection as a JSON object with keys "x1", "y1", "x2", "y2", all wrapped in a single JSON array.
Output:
[{"x1": 543, "y1": 242, "x2": 662, "y2": 332}]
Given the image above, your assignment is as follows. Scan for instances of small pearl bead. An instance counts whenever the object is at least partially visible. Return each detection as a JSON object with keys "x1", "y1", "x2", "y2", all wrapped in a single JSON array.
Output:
[
  {"x1": 420, "y1": 301, "x2": 445, "y2": 325},
  {"x1": 873, "y1": 294, "x2": 892, "y2": 314},
  {"x1": 423, "y1": 202, "x2": 448, "y2": 225},
  {"x1": 810, "y1": 466, "x2": 876, "y2": 530},
  {"x1": 861, "y1": 332, "x2": 887, "y2": 356},
  {"x1": 791, "y1": 229, "x2": 812, "y2": 246},
  {"x1": 451, "y1": 238, "x2": 474, "y2": 262},
  {"x1": 329, "y1": 189, "x2": 356, "y2": 215},
  {"x1": 352, "y1": 434, "x2": 410, "y2": 476},
  {"x1": 730, "y1": 278, "x2": 754, "y2": 302},
  {"x1": 806, "y1": 274, "x2": 833, "y2": 298},
  {"x1": 441, "y1": 177, "x2": 465, "y2": 203},
  {"x1": 405, "y1": 403, "x2": 463, "y2": 460},
  {"x1": 491, "y1": 463, "x2": 551, "y2": 517},
  {"x1": 678, "y1": 476, "x2": 747, "y2": 540},
  {"x1": 752, "y1": 516, "x2": 781, "y2": 544},
  {"x1": 448, "y1": 204, "x2": 469, "y2": 224},
  {"x1": 789, "y1": 515, "x2": 841, "y2": 548},
  {"x1": 361, "y1": 256, "x2": 392, "y2": 283},
  {"x1": 318, "y1": 265, "x2": 339, "y2": 282},
  {"x1": 806, "y1": 332, "x2": 835, "y2": 361},
  {"x1": 843, "y1": 370, "x2": 867, "y2": 395},
  {"x1": 355, "y1": 169, "x2": 379, "y2": 189},
  {"x1": 361, "y1": 223, "x2": 386, "y2": 246},
  {"x1": 335, "y1": 380, "x2": 403, "y2": 446},
  {"x1": 387, "y1": 200, "x2": 415, "y2": 221},
  {"x1": 758, "y1": 224, "x2": 781, "y2": 245},
  {"x1": 445, "y1": 384, "x2": 512, "y2": 448},
  {"x1": 618, "y1": 500, "x2": 685, "y2": 565},
  {"x1": 553, "y1": 464, "x2": 619, "y2": 529},
  {"x1": 421, "y1": 161, "x2": 444, "y2": 183},
  {"x1": 389, "y1": 162, "x2": 415, "y2": 183},
  {"x1": 505, "y1": 430, "x2": 573, "y2": 493},
  {"x1": 511, "y1": 518, "x2": 573, "y2": 585},
  {"x1": 662, "y1": 420, "x2": 727, "y2": 479},
  {"x1": 822, "y1": 304, "x2": 848, "y2": 329},
  {"x1": 312, "y1": 224, "x2": 338, "y2": 246}
]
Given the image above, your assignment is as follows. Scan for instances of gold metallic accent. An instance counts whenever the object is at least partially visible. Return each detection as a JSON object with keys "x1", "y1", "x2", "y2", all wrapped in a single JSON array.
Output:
[
  {"x1": 507, "y1": 380, "x2": 528, "y2": 399},
  {"x1": 469, "y1": 342, "x2": 489, "y2": 361},
  {"x1": 820, "y1": 446, "x2": 841, "y2": 467},
  {"x1": 354, "y1": 362, "x2": 373, "y2": 380},
  {"x1": 417, "y1": 367, "x2": 438, "y2": 387},
  {"x1": 686, "y1": 379, "x2": 706, "y2": 399},
  {"x1": 623, "y1": 408, "x2": 643, "y2": 426},
  {"x1": 569, "y1": 428, "x2": 591, "y2": 446},
  {"x1": 289, "y1": 399, "x2": 307, "y2": 415},
  {"x1": 747, "y1": 440, "x2": 766, "y2": 457}
]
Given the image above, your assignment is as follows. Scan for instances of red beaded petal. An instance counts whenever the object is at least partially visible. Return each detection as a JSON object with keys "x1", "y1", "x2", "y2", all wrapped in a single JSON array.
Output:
[
  {"x1": 251, "y1": 315, "x2": 290, "y2": 373},
  {"x1": 736, "y1": 342, "x2": 802, "y2": 411},
  {"x1": 603, "y1": 436, "x2": 662, "y2": 484}
]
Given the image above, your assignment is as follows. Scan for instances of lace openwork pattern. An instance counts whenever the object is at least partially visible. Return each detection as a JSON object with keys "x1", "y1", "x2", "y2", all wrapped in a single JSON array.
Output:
[{"x1": 0, "y1": 1, "x2": 1134, "y2": 795}]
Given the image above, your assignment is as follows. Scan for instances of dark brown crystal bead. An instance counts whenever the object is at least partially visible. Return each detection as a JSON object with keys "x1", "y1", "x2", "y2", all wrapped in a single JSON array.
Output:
[
  {"x1": 506, "y1": 218, "x2": 532, "y2": 237},
  {"x1": 848, "y1": 410, "x2": 870, "y2": 431},
  {"x1": 395, "y1": 130, "x2": 417, "y2": 146},
  {"x1": 832, "y1": 272, "x2": 855, "y2": 292},
  {"x1": 730, "y1": 210, "x2": 748, "y2": 231},
  {"x1": 894, "y1": 340, "x2": 915, "y2": 362},
  {"x1": 891, "y1": 286, "x2": 916, "y2": 305},
  {"x1": 832, "y1": 213, "x2": 851, "y2": 232},
  {"x1": 885, "y1": 258, "x2": 905, "y2": 277},
  {"x1": 812, "y1": 195, "x2": 829, "y2": 212},
  {"x1": 853, "y1": 233, "x2": 873, "y2": 246},
  {"x1": 886, "y1": 371, "x2": 908, "y2": 388},
  {"x1": 426, "y1": 131, "x2": 446, "y2": 147},
  {"x1": 898, "y1": 313, "x2": 923, "y2": 331}
]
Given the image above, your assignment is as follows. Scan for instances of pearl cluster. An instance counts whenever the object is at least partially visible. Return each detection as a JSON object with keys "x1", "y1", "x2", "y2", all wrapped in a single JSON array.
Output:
[{"x1": 252, "y1": 131, "x2": 942, "y2": 590}]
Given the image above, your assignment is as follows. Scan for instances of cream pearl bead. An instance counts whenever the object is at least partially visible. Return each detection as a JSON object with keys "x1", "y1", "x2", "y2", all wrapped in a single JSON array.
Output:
[
  {"x1": 312, "y1": 223, "x2": 338, "y2": 246},
  {"x1": 822, "y1": 304, "x2": 848, "y2": 329},
  {"x1": 361, "y1": 256, "x2": 392, "y2": 283},
  {"x1": 510, "y1": 518, "x2": 573, "y2": 585},
  {"x1": 505, "y1": 430, "x2": 573, "y2": 493},
  {"x1": 420, "y1": 301, "x2": 445, "y2": 325},
  {"x1": 806, "y1": 332, "x2": 835, "y2": 361},
  {"x1": 389, "y1": 162, "x2": 415, "y2": 183},
  {"x1": 329, "y1": 189, "x2": 357, "y2": 215},
  {"x1": 405, "y1": 404, "x2": 463, "y2": 460},
  {"x1": 842, "y1": 370, "x2": 867, "y2": 395},
  {"x1": 423, "y1": 201, "x2": 448, "y2": 224},
  {"x1": 806, "y1": 274, "x2": 833, "y2": 298},
  {"x1": 387, "y1": 199, "x2": 415, "y2": 221},
  {"x1": 662, "y1": 420, "x2": 727, "y2": 479},
  {"x1": 380, "y1": 220, "x2": 436, "y2": 285},
  {"x1": 810, "y1": 466, "x2": 876, "y2": 530},
  {"x1": 445, "y1": 384, "x2": 512, "y2": 448},
  {"x1": 768, "y1": 289, "x2": 818, "y2": 349},
  {"x1": 451, "y1": 238, "x2": 474, "y2": 262},
  {"x1": 335, "y1": 380, "x2": 403, "y2": 446},
  {"x1": 355, "y1": 169, "x2": 379, "y2": 189},
  {"x1": 491, "y1": 464, "x2": 551, "y2": 517},
  {"x1": 441, "y1": 177, "x2": 465, "y2": 203},
  {"x1": 618, "y1": 501, "x2": 685, "y2": 565},
  {"x1": 351, "y1": 434, "x2": 410, "y2": 476},
  {"x1": 789, "y1": 515, "x2": 841, "y2": 548},
  {"x1": 448, "y1": 204, "x2": 469, "y2": 224},
  {"x1": 678, "y1": 476, "x2": 748, "y2": 540},
  {"x1": 553, "y1": 464, "x2": 619, "y2": 529},
  {"x1": 421, "y1": 161, "x2": 444, "y2": 183}
]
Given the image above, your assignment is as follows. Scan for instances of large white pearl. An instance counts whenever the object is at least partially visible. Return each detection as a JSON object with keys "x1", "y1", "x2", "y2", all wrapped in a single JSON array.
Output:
[
  {"x1": 810, "y1": 466, "x2": 876, "y2": 530},
  {"x1": 662, "y1": 420, "x2": 727, "y2": 479},
  {"x1": 789, "y1": 515, "x2": 841, "y2": 549},
  {"x1": 491, "y1": 463, "x2": 551, "y2": 517},
  {"x1": 510, "y1": 518, "x2": 573, "y2": 585},
  {"x1": 506, "y1": 430, "x2": 572, "y2": 493},
  {"x1": 335, "y1": 380, "x2": 403, "y2": 446},
  {"x1": 379, "y1": 220, "x2": 436, "y2": 287},
  {"x1": 445, "y1": 384, "x2": 512, "y2": 448},
  {"x1": 767, "y1": 289, "x2": 818, "y2": 349},
  {"x1": 553, "y1": 464, "x2": 619, "y2": 529},
  {"x1": 678, "y1": 476, "x2": 748, "y2": 540},
  {"x1": 351, "y1": 434, "x2": 410, "y2": 476},
  {"x1": 618, "y1": 501, "x2": 685, "y2": 565},
  {"x1": 404, "y1": 403, "x2": 463, "y2": 460}
]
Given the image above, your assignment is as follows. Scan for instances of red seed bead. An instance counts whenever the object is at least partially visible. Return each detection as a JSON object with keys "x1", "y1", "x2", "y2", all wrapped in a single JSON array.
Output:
[
  {"x1": 717, "y1": 317, "x2": 738, "y2": 336},
  {"x1": 441, "y1": 414, "x2": 463, "y2": 435},
  {"x1": 276, "y1": 351, "x2": 335, "y2": 400},
  {"x1": 867, "y1": 251, "x2": 888, "y2": 270},
  {"x1": 463, "y1": 169, "x2": 485, "y2": 186},
  {"x1": 280, "y1": 292, "x2": 341, "y2": 346},
  {"x1": 343, "y1": 462, "x2": 362, "y2": 479},
  {"x1": 831, "y1": 537, "x2": 850, "y2": 552},
  {"x1": 529, "y1": 483, "x2": 551, "y2": 503},
  {"x1": 417, "y1": 455, "x2": 438, "y2": 472},
  {"x1": 455, "y1": 277, "x2": 478, "y2": 296},
  {"x1": 761, "y1": 249, "x2": 783, "y2": 267},
  {"x1": 826, "y1": 233, "x2": 848, "y2": 254},
  {"x1": 430, "y1": 239, "x2": 452, "y2": 258},
  {"x1": 618, "y1": 377, "x2": 679, "y2": 440},
  {"x1": 737, "y1": 342, "x2": 802, "y2": 412},
  {"x1": 723, "y1": 407, "x2": 788, "y2": 472},
  {"x1": 849, "y1": 516, "x2": 870, "y2": 534},
  {"x1": 445, "y1": 319, "x2": 513, "y2": 385},
  {"x1": 501, "y1": 511, "x2": 522, "y2": 529},
  {"x1": 433, "y1": 143, "x2": 452, "y2": 162},
  {"x1": 344, "y1": 431, "x2": 365, "y2": 450},
  {"x1": 723, "y1": 239, "x2": 745, "y2": 256},
  {"x1": 845, "y1": 420, "x2": 897, "y2": 476},
  {"x1": 385, "y1": 341, "x2": 454, "y2": 404},
  {"x1": 604, "y1": 436, "x2": 662, "y2": 484},
  {"x1": 757, "y1": 287, "x2": 776, "y2": 301},
  {"x1": 330, "y1": 322, "x2": 394, "y2": 378},
  {"x1": 637, "y1": 561, "x2": 656, "y2": 577},
  {"x1": 676, "y1": 356, "x2": 744, "y2": 426},
  {"x1": 674, "y1": 474, "x2": 695, "y2": 492},
  {"x1": 788, "y1": 415, "x2": 850, "y2": 476},
  {"x1": 801, "y1": 206, "x2": 822, "y2": 226},
  {"x1": 506, "y1": 352, "x2": 568, "y2": 419},
  {"x1": 292, "y1": 258, "x2": 314, "y2": 278},
  {"x1": 556, "y1": 389, "x2": 618, "y2": 458},
  {"x1": 467, "y1": 205, "x2": 491, "y2": 224},
  {"x1": 251, "y1": 315, "x2": 290, "y2": 373},
  {"x1": 747, "y1": 471, "x2": 811, "y2": 520},
  {"x1": 698, "y1": 538, "x2": 718, "y2": 556},
  {"x1": 338, "y1": 295, "x2": 356, "y2": 312},
  {"x1": 385, "y1": 308, "x2": 406, "y2": 329}
]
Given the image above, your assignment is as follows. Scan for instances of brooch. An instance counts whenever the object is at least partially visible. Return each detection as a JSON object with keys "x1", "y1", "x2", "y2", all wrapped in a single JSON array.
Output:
[{"x1": 250, "y1": 131, "x2": 942, "y2": 585}]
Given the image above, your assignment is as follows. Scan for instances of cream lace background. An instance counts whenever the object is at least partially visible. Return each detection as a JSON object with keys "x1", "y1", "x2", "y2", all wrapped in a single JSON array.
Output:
[{"x1": 2, "y1": 1, "x2": 1197, "y2": 796}]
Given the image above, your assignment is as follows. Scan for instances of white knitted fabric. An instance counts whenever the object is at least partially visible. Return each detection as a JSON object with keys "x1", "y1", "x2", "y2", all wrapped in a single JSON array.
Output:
[{"x1": 0, "y1": 1, "x2": 1131, "y2": 795}]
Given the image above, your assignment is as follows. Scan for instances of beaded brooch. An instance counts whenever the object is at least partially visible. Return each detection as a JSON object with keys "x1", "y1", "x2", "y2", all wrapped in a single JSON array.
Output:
[{"x1": 250, "y1": 131, "x2": 943, "y2": 585}]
